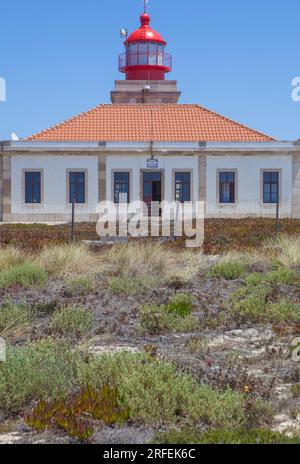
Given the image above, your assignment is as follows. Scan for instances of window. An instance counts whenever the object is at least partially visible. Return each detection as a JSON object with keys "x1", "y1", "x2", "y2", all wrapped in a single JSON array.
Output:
[
  {"x1": 25, "y1": 171, "x2": 41, "y2": 204},
  {"x1": 263, "y1": 171, "x2": 279, "y2": 204},
  {"x1": 138, "y1": 42, "x2": 148, "y2": 65},
  {"x1": 175, "y1": 172, "x2": 191, "y2": 202},
  {"x1": 219, "y1": 171, "x2": 236, "y2": 203},
  {"x1": 128, "y1": 44, "x2": 138, "y2": 65},
  {"x1": 69, "y1": 172, "x2": 86, "y2": 204},
  {"x1": 149, "y1": 43, "x2": 158, "y2": 65},
  {"x1": 114, "y1": 172, "x2": 130, "y2": 203},
  {"x1": 157, "y1": 44, "x2": 164, "y2": 66}
]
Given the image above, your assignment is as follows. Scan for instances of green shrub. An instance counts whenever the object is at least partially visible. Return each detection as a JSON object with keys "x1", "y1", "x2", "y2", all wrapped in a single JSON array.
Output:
[
  {"x1": 228, "y1": 284, "x2": 270, "y2": 323},
  {"x1": 245, "y1": 268, "x2": 300, "y2": 288},
  {"x1": 0, "y1": 339, "x2": 83, "y2": 412},
  {"x1": 228, "y1": 284, "x2": 300, "y2": 324},
  {"x1": 154, "y1": 428, "x2": 300, "y2": 444},
  {"x1": 25, "y1": 385, "x2": 129, "y2": 441},
  {"x1": 0, "y1": 342, "x2": 259, "y2": 430},
  {"x1": 265, "y1": 300, "x2": 300, "y2": 324},
  {"x1": 77, "y1": 351, "x2": 246, "y2": 428},
  {"x1": 50, "y1": 306, "x2": 93, "y2": 338},
  {"x1": 65, "y1": 276, "x2": 94, "y2": 296},
  {"x1": 0, "y1": 299, "x2": 33, "y2": 338},
  {"x1": 244, "y1": 273, "x2": 265, "y2": 286},
  {"x1": 108, "y1": 276, "x2": 149, "y2": 296},
  {"x1": 139, "y1": 304, "x2": 198, "y2": 335},
  {"x1": 0, "y1": 263, "x2": 48, "y2": 289},
  {"x1": 166, "y1": 293, "x2": 194, "y2": 317},
  {"x1": 209, "y1": 261, "x2": 247, "y2": 280},
  {"x1": 265, "y1": 267, "x2": 300, "y2": 286}
]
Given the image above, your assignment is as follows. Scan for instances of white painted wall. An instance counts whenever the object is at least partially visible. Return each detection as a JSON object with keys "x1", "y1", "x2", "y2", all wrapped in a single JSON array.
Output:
[
  {"x1": 106, "y1": 155, "x2": 199, "y2": 203},
  {"x1": 11, "y1": 155, "x2": 99, "y2": 215},
  {"x1": 8, "y1": 153, "x2": 294, "y2": 221},
  {"x1": 206, "y1": 155, "x2": 293, "y2": 217}
]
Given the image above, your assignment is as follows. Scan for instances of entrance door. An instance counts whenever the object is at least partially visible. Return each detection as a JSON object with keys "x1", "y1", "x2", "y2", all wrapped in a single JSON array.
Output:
[{"x1": 143, "y1": 172, "x2": 162, "y2": 216}]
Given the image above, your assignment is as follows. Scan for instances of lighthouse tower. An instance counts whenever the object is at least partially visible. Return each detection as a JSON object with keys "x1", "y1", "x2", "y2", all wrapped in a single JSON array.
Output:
[{"x1": 111, "y1": 4, "x2": 181, "y2": 104}]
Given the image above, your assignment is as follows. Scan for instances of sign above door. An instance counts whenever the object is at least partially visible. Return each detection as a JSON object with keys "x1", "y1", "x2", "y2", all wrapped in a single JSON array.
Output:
[{"x1": 147, "y1": 158, "x2": 159, "y2": 169}]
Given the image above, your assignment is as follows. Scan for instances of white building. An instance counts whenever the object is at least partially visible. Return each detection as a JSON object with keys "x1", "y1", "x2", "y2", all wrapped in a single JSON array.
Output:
[{"x1": 1, "y1": 9, "x2": 300, "y2": 223}]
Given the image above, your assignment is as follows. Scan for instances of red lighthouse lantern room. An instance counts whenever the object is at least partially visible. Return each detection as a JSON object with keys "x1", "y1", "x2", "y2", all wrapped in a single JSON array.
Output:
[{"x1": 119, "y1": 10, "x2": 172, "y2": 81}]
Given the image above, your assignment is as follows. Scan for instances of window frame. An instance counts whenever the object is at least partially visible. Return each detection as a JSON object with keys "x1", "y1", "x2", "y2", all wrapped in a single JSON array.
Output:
[
  {"x1": 112, "y1": 170, "x2": 131, "y2": 204},
  {"x1": 66, "y1": 169, "x2": 88, "y2": 205},
  {"x1": 217, "y1": 169, "x2": 237, "y2": 205},
  {"x1": 261, "y1": 169, "x2": 281, "y2": 205},
  {"x1": 23, "y1": 169, "x2": 43, "y2": 205},
  {"x1": 174, "y1": 171, "x2": 192, "y2": 203}
]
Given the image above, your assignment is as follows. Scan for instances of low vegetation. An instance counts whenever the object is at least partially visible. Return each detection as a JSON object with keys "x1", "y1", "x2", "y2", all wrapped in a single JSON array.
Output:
[
  {"x1": 139, "y1": 294, "x2": 198, "y2": 334},
  {"x1": 35, "y1": 243, "x2": 97, "y2": 277},
  {"x1": 108, "y1": 276, "x2": 150, "y2": 296},
  {"x1": 50, "y1": 306, "x2": 93, "y2": 338},
  {"x1": 0, "y1": 231, "x2": 300, "y2": 443},
  {"x1": 154, "y1": 428, "x2": 300, "y2": 445},
  {"x1": 209, "y1": 261, "x2": 247, "y2": 280},
  {"x1": 0, "y1": 263, "x2": 48, "y2": 289},
  {"x1": 65, "y1": 276, "x2": 95, "y2": 296},
  {"x1": 0, "y1": 340, "x2": 249, "y2": 434},
  {"x1": 0, "y1": 299, "x2": 32, "y2": 339},
  {"x1": 227, "y1": 278, "x2": 300, "y2": 324},
  {"x1": 25, "y1": 385, "x2": 129, "y2": 441},
  {"x1": 245, "y1": 267, "x2": 300, "y2": 287},
  {"x1": 0, "y1": 246, "x2": 27, "y2": 270},
  {"x1": 101, "y1": 242, "x2": 206, "y2": 281}
]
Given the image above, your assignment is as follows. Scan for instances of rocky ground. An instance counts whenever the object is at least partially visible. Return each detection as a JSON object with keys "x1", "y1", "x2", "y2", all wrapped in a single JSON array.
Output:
[{"x1": 1, "y1": 261, "x2": 300, "y2": 444}]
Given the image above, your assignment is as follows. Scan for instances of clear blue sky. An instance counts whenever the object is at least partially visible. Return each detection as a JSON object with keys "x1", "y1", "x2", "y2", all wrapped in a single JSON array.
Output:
[{"x1": 0, "y1": 0, "x2": 299, "y2": 141}]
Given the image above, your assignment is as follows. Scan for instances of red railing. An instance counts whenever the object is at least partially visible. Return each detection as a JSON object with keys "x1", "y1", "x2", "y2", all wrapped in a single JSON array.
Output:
[{"x1": 119, "y1": 52, "x2": 172, "y2": 72}]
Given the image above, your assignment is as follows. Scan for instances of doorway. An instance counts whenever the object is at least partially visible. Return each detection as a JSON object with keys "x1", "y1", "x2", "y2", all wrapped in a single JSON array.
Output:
[{"x1": 143, "y1": 171, "x2": 162, "y2": 216}]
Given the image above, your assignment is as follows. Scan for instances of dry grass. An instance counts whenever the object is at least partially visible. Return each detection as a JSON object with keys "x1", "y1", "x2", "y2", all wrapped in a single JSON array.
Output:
[
  {"x1": 217, "y1": 250, "x2": 271, "y2": 268},
  {"x1": 100, "y1": 242, "x2": 208, "y2": 281},
  {"x1": 268, "y1": 235, "x2": 300, "y2": 267},
  {"x1": 0, "y1": 242, "x2": 207, "y2": 284},
  {"x1": 34, "y1": 243, "x2": 98, "y2": 277},
  {"x1": 0, "y1": 246, "x2": 27, "y2": 270}
]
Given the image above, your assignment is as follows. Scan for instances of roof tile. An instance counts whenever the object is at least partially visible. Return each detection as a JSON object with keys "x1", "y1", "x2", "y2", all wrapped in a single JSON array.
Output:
[{"x1": 26, "y1": 104, "x2": 275, "y2": 142}]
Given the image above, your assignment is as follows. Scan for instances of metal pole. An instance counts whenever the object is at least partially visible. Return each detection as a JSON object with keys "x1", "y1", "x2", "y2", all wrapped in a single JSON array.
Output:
[
  {"x1": 71, "y1": 200, "x2": 75, "y2": 241},
  {"x1": 275, "y1": 196, "x2": 280, "y2": 237}
]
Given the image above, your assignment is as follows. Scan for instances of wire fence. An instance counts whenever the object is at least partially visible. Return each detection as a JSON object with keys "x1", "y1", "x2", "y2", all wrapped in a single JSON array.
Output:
[
  {"x1": 2, "y1": 199, "x2": 294, "y2": 243},
  {"x1": 6, "y1": 199, "x2": 293, "y2": 223}
]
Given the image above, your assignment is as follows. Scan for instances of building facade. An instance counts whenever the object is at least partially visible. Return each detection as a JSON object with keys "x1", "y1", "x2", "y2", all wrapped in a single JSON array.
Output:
[{"x1": 1, "y1": 8, "x2": 300, "y2": 224}]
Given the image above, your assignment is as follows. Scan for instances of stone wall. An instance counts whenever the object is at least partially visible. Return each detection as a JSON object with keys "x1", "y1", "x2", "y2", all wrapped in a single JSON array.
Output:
[{"x1": 111, "y1": 80, "x2": 181, "y2": 104}]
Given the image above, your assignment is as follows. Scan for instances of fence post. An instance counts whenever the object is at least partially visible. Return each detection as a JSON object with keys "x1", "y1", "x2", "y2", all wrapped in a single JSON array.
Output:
[
  {"x1": 71, "y1": 200, "x2": 75, "y2": 241},
  {"x1": 275, "y1": 196, "x2": 280, "y2": 237}
]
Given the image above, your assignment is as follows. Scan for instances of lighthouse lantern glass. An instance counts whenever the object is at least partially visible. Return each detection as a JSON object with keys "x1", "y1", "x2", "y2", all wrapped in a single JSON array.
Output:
[{"x1": 126, "y1": 42, "x2": 166, "y2": 67}]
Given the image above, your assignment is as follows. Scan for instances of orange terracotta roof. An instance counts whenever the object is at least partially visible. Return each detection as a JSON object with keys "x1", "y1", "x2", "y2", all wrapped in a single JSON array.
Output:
[{"x1": 25, "y1": 104, "x2": 275, "y2": 142}]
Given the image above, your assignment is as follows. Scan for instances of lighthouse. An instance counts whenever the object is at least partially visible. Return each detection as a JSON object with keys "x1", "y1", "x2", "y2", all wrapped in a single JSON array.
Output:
[{"x1": 111, "y1": 4, "x2": 181, "y2": 104}]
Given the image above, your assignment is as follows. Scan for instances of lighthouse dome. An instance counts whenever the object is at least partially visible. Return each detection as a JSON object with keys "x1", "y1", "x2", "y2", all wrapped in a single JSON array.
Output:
[
  {"x1": 126, "y1": 13, "x2": 167, "y2": 45},
  {"x1": 119, "y1": 11, "x2": 172, "y2": 80}
]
